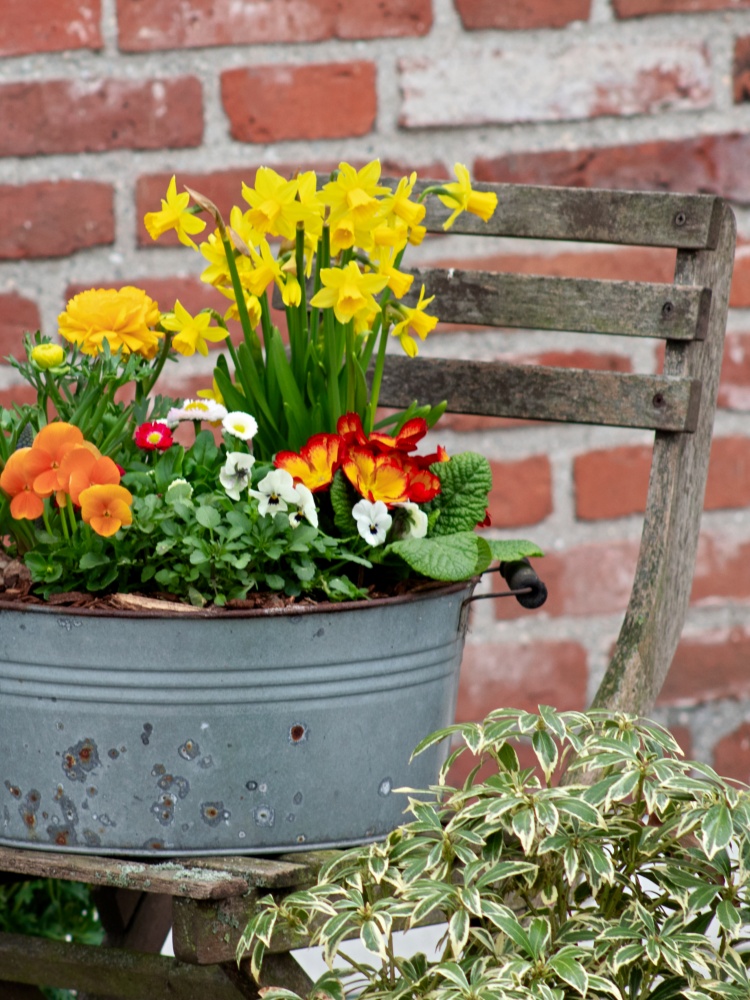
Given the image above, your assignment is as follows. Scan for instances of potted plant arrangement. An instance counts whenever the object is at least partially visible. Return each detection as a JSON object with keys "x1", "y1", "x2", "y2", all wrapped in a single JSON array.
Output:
[
  {"x1": 239, "y1": 707, "x2": 750, "y2": 1000},
  {"x1": 0, "y1": 162, "x2": 541, "y2": 856}
]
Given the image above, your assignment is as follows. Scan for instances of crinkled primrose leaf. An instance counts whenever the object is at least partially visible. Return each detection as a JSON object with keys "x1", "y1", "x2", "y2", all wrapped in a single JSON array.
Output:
[{"x1": 388, "y1": 531, "x2": 492, "y2": 581}]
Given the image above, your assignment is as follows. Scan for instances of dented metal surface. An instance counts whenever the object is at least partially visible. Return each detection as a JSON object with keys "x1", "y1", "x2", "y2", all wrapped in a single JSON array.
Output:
[{"x1": 0, "y1": 582, "x2": 473, "y2": 856}]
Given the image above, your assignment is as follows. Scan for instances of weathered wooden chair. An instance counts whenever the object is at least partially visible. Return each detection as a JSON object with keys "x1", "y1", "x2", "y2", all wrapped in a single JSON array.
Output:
[{"x1": 0, "y1": 180, "x2": 736, "y2": 997}]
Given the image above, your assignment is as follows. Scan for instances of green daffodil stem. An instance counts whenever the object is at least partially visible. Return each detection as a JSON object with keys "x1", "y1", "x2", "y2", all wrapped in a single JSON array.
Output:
[
  {"x1": 345, "y1": 321, "x2": 356, "y2": 414},
  {"x1": 293, "y1": 223, "x2": 308, "y2": 388},
  {"x1": 220, "y1": 232, "x2": 255, "y2": 346},
  {"x1": 66, "y1": 497, "x2": 77, "y2": 536},
  {"x1": 140, "y1": 330, "x2": 174, "y2": 400},
  {"x1": 57, "y1": 500, "x2": 70, "y2": 542}
]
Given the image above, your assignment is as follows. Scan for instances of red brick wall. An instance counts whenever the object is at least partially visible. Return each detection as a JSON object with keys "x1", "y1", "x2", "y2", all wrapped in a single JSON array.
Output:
[{"x1": 2, "y1": 0, "x2": 750, "y2": 774}]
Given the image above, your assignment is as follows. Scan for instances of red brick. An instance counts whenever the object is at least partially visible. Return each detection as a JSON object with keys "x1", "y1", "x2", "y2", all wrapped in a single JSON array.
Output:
[
  {"x1": 575, "y1": 437, "x2": 750, "y2": 521},
  {"x1": 454, "y1": 0, "x2": 591, "y2": 29},
  {"x1": 0, "y1": 0, "x2": 102, "y2": 56},
  {"x1": 495, "y1": 539, "x2": 640, "y2": 621},
  {"x1": 575, "y1": 445, "x2": 651, "y2": 522},
  {"x1": 718, "y1": 332, "x2": 750, "y2": 410},
  {"x1": 117, "y1": 0, "x2": 431, "y2": 51},
  {"x1": 692, "y1": 535, "x2": 750, "y2": 604},
  {"x1": 0, "y1": 385, "x2": 40, "y2": 411},
  {"x1": 488, "y1": 456, "x2": 552, "y2": 528},
  {"x1": 734, "y1": 36, "x2": 750, "y2": 103},
  {"x1": 221, "y1": 63, "x2": 376, "y2": 144},
  {"x1": 0, "y1": 294, "x2": 41, "y2": 359},
  {"x1": 615, "y1": 0, "x2": 750, "y2": 16},
  {"x1": 659, "y1": 627, "x2": 750, "y2": 708},
  {"x1": 713, "y1": 721, "x2": 750, "y2": 783},
  {"x1": 456, "y1": 640, "x2": 588, "y2": 721},
  {"x1": 729, "y1": 244, "x2": 750, "y2": 307},
  {"x1": 0, "y1": 181, "x2": 114, "y2": 260},
  {"x1": 475, "y1": 133, "x2": 750, "y2": 204},
  {"x1": 0, "y1": 78, "x2": 202, "y2": 158}
]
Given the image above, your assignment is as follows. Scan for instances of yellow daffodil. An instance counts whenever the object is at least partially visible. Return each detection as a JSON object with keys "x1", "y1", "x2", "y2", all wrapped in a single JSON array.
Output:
[
  {"x1": 389, "y1": 285, "x2": 438, "y2": 357},
  {"x1": 438, "y1": 163, "x2": 498, "y2": 231},
  {"x1": 310, "y1": 261, "x2": 388, "y2": 326},
  {"x1": 144, "y1": 176, "x2": 206, "y2": 249},
  {"x1": 197, "y1": 377, "x2": 225, "y2": 407},
  {"x1": 160, "y1": 301, "x2": 229, "y2": 357},
  {"x1": 379, "y1": 172, "x2": 426, "y2": 231},
  {"x1": 321, "y1": 160, "x2": 389, "y2": 231},
  {"x1": 217, "y1": 285, "x2": 263, "y2": 329},
  {"x1": 244, "y1": 239, "x2": 285, "y2": 298},
  {"x1": 242, "y1": 167, "x2": 300, "y2": 241},
  {"x1": 372, "y1": 244, "x2": 414, "y2": 299}
]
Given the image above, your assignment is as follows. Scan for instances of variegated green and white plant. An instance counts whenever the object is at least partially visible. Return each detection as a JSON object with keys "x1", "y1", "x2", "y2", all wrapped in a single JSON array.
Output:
[{"x1": 238, "y1": 708, "x2": 750, "y2": 1000}]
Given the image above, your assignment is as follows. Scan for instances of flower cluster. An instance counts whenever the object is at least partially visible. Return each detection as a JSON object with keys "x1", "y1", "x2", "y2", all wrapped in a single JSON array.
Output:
[
  {"x1": 0, "y1": 422, "x2": 132, "y2": 537},
  {"x1": 0, "y1": 162, "x2": 542, "y2": 607}
]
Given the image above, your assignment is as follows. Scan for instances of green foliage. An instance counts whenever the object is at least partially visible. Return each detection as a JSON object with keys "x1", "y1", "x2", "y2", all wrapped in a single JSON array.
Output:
[
  {"x1": 0, "y1": 878, "x2": 103, "y2": 1000},
  {"x1": 238, "y1": 708, "x2": 750, "y2": 1000}
]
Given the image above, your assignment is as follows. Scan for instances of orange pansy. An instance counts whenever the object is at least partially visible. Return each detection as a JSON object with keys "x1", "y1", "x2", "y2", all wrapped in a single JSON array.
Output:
[
  {"x1": 0, "y1": 448, "x2": 49, "y2": 520},
  {"x1": 78, "y1": 484, "x2": 133, "y2": 537},
  {"x1": 274, "y1": 434, "x2": 345, "y2": 493},
  {"x1": 341, "y1": 447, "x2": 410, "y2": 505},
  {"x1": 31, "y1": 423, "x2": 85, "y2": 498},
  {"x1": 60, "y1": 446, "x2": 121, "y2": 505}
]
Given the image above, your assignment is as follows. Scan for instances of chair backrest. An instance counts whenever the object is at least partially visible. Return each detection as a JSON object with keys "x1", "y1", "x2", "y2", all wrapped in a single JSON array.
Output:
[{"x1": 378, "y1": 181, "x2": 736, "y2": 717}]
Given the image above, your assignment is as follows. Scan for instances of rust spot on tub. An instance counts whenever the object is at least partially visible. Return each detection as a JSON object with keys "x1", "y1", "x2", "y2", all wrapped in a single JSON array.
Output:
[
  {"x1": 47, "y1": 823, "x2": 77, "y2": 846},
  {"x1": 61, "y1": 738, "x2": 101, "y2": 782},
  {"x1": 201, "y1": 801, "x2": 229, "y2": 827},
  {"x1": 178, "y1": 739, "x2": 200, "y2": 761},
  {"x1": 5, "y1": 782, "x2": 21, "y2": 799},
  {"x1": 289, "y1": 723, "x2": 308, "y2": 744}
]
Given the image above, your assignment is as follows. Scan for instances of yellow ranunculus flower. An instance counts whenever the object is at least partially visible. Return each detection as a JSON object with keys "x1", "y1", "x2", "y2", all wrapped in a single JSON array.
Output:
[
  {"x1": 30, "y1": 342, "x2": 65, "y2": 370},
  {"x1": 58, "y1": 287, "x2": 162, "y2": 358}
]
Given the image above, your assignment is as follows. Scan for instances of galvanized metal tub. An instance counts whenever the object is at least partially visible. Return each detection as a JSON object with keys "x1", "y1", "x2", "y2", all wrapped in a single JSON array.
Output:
[{"x1": 0, "y1": 581, "x2": 474, "y2": 857}]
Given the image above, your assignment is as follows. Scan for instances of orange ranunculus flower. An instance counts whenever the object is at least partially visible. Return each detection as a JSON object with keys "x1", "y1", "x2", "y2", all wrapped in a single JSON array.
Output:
[
  {"x1": 0, "y1": 448, "x2": 49, "y2": 520},
  {"x1": 31, "y1": 423, "x2": 86, "y2": 501},
  {"x1": 341, "y1": 447, "x2": 410, "y2": 505},
  {"x1": 58, "y1": 287, "x2": 162, "y2": 358},
  {"x1": 59, "y1": 446, "x2": 121, "y2": 505},
  {"x1": 78, "y1": 483, "x2": 133, "y2": 537},
  {"x1": 274, "y1": 434, "x2": 345, "y2": 493}
]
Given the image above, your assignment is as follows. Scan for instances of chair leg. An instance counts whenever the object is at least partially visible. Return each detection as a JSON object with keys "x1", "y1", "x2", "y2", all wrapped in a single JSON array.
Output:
[{"x1": 77, "y1": 888, "x2": 174, "y2": 1000}]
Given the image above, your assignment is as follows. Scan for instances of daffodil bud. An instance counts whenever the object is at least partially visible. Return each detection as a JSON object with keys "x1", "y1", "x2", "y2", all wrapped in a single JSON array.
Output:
[{"x1": 30, "y1": 342, "x2": 65, "y2": 370}]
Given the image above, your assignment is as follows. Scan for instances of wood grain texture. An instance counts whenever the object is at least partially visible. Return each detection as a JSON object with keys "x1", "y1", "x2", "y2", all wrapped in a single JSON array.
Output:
[
  {"x1": 0, "y1": 846, "x2": 315, "y2": 899},
  {"x1": 412, "y1": 179, "x2": 723, "y2": 248},
  {"x1": 406, "y1": 269, "x2": 711, "y2": 340},
  {"x1": 0, "y1": 931, "x2": 250, "y2": 999},
  {"x1": 592, "y1": 201, "x2": 736, "y2": 712},
  {"x1": 379, "y1": 357, "x2": 702, "y2": 432}
]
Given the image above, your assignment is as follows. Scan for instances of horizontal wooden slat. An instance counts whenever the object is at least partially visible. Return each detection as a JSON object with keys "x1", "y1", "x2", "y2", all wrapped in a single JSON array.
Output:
[
  {"x1": 0, "y1": 931, "x2": 246, "y2": 999},
  {"x1": 412, "y1": 180, "x2": 723, "y2": 249},
  {"x1": 405, "y1": 269, "x2": 711, "y2": 340},
  {"x1": 0, "y1": 845, "x2": 317, "y2": 898},
  {"x1": 379, "y1": 357, "x2": 702, "y2": 432}
]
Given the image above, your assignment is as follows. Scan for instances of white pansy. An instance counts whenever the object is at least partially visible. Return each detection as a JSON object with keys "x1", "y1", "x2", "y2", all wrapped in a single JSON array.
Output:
[
  {"x1": 219, "y1": 452, "x2": 256, "y2": 501},
  {"x1": 288, "y1": 483, "x2": 318, "y2": 528},
  {"x1": 393, "y1": 501, "x2": 428, "y2": 539},
  {"x1": 166, "y1": 399, "x2": 228, "y2": 426},
  {"x1": 352, "y1": 499, "x2": 392, "y2": 547},
  {"x1": 222, "y1": 410, "x2": 259, "y2": 442},
  {"x1": 249, "y1": 469, "x2": 298, "y2": 517}
]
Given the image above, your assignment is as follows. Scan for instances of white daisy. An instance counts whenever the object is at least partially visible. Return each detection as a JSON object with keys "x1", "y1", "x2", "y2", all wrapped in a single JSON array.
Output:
[
  {"x1": 166, "y1": 399, "x2": 228, "y2": 426},
  {"x1": 222, "y1": 410, "x2": 259, "y2": 442}
]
